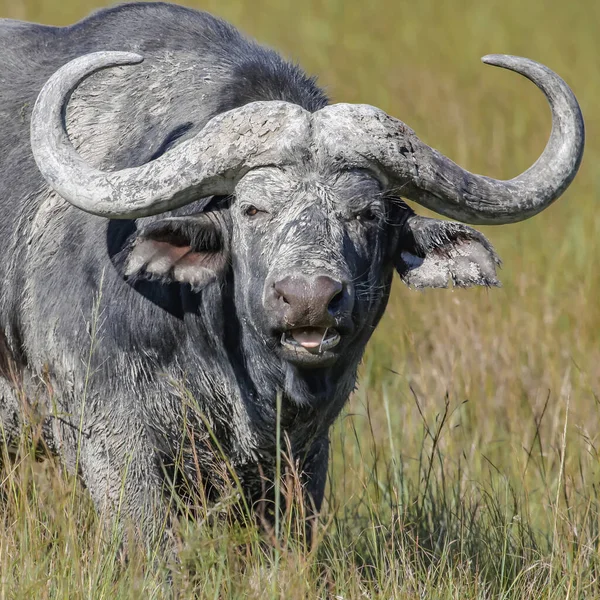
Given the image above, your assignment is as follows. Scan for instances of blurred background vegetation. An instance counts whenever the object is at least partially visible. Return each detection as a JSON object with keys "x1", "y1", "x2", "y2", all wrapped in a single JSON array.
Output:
[{"x1": 1, "y1": 0, "x2": 599, "y2": 597}]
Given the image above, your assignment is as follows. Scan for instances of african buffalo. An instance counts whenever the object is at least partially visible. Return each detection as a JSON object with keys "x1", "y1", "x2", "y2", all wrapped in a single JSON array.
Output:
[{"x1": 0, "y1": 2, "x2": 584, "y2": 545}]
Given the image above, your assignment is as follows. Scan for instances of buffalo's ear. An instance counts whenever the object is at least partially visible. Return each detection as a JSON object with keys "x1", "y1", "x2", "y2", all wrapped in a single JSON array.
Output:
[
  {"x1": 124, "y1": 213, "x2": 228, "y2": 290},
  {"x1": 393, "y1": 214, "x2": 501, "y2": 288}
]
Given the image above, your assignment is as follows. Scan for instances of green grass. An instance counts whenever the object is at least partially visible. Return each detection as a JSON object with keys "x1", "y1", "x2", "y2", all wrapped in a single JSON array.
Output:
[{"x1": 1, "y1": 0, "x2": 599, "y2": 597}]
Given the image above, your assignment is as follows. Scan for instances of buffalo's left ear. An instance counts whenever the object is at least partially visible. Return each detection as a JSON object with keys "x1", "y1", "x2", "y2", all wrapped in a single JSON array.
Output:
[
  {"x1": 123, "y1": 213, "x2": 229, "y2": 290},
  {"x1": 393, "y1": 214, "x2": 501, "y2": 288}
]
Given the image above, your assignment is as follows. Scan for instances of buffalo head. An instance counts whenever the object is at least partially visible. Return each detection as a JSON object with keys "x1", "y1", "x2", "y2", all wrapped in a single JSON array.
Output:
[{"x1": 29, "y1": 52, "x2": 584, "y2": 397}]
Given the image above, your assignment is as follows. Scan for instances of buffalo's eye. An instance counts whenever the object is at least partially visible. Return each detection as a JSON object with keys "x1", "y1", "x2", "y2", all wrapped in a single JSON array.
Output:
[
  {"x1": 356, "y1": 208, "x2": 377, "y2": 222},
  {"x1": 245, "y1": 205, "x2": 260, "y2": 217}
]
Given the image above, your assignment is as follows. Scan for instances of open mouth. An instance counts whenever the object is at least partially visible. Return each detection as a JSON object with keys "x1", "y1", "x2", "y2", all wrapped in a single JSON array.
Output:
[{"x1": 280, "y1": 327, "x2": 341, "y2": 355}]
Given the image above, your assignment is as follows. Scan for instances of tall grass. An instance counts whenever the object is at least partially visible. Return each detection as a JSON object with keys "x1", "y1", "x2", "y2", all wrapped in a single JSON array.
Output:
[{"x1": 1, "y1": 0, "x2": 599, "y2": 597}]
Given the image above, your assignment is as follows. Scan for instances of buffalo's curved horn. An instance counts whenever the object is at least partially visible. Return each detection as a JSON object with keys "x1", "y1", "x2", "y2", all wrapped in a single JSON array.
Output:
[
  {"x1": 30, "y1": 52, "x2": 310, "y2": 219},
  {"x1": 316, "y1": 55, "x2": 584, "y2": 225}
]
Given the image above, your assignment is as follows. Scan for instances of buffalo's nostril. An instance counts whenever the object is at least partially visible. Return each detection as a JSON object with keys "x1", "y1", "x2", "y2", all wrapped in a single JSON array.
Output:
[
  {"x1": 273, "y1": 280, "x2": 292, "y2": 306},
  {"x1": 327, "y1": 287, "x2": 344, "y2": 313},
  {"x1": 313, "y1": 275, "x2": 344, "y2": 315}
]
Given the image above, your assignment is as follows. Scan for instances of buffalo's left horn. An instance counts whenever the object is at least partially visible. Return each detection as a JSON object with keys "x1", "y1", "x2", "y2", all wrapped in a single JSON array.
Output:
[
  {"x1": 30, "y1": 51, "x2": 309, "y2": 219},
  {"x1": 316, "y1": 55, "x2": 584, "y2": 225}
]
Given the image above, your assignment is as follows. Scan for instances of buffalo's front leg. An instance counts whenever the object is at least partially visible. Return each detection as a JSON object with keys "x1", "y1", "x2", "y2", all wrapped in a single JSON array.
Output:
[
  {"x1": 302, "y1": 435, "x2": 329, "y2": 514},
  {"x1": 76, "y1": 426, "x2": 175, "y2": 550},
  {"x1": 300, "y1": 435, "x2": 330, "y2": 547},
  {"x1": 0, "y1": 378, "x2": 23, "y2": 458}
]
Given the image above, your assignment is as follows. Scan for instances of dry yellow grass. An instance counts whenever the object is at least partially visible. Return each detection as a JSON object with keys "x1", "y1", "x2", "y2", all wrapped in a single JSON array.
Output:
[{"x1": 0, "y1": 0, "x2": 599, "y2": 597}]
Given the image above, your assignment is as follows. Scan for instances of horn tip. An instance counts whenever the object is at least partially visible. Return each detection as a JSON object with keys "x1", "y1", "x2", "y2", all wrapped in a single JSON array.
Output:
[
  {"x1": 482, "y1": 54, "x2": 508, "y2": 66},
  {"x1": 117, "y1": 51, "x2": 145, "y2": 65},
  {"x1": 481, "y1": 54, "x2": 524, "y2": 70}
]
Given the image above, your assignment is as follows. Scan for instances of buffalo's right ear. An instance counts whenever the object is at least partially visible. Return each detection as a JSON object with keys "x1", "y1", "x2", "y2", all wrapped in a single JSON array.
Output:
[{"x1": 123, "y1": 212, "x2": 229, "y2": 291}]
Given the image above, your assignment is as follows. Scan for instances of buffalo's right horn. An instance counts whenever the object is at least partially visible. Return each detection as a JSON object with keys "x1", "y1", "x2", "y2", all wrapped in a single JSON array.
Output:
[
  {"x1": 315, "y1": 55, "x2": 585, "y2": 225},
  {"x1": 30, "y1": 51, "x2": 310, "y2": 219}
]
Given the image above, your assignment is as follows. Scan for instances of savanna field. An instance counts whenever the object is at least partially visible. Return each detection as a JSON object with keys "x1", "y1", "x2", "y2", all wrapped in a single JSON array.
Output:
[{"x1": 0, "y1": 0, "x2": 599, "y2": 597}]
